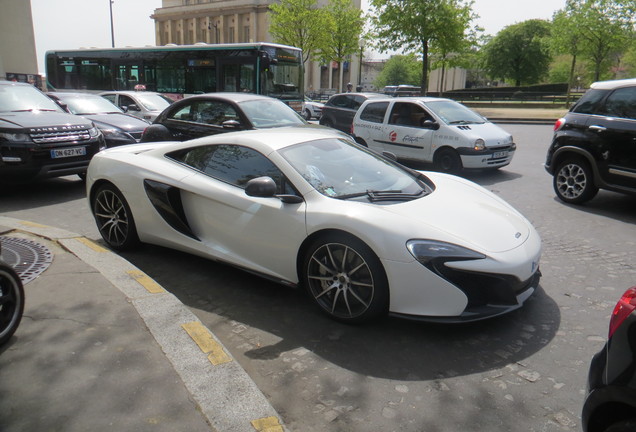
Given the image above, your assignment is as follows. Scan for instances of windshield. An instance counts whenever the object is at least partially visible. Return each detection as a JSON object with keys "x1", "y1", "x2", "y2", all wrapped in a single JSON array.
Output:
[
  {"x1": 261, "y1": 62, "x2": 302, "y2": 99},
  {"x1": 279, "y1": 138, "x2": 428, "y2": 200},
  {"x1": 134, "y1": 93, "x2": 173, "y2": 111},
  {"x1": 239, "y1": 98, "x2": 306, "y2": 128},
  {"x1": 0, "y1": 84, "x2": 62, "y2": 113},
  {"x1": 425, "y1": 100, "x2": 486, "y2": 125},
  {"x1": 60, "y1": 96, "x2": 122, "y2": 115}
]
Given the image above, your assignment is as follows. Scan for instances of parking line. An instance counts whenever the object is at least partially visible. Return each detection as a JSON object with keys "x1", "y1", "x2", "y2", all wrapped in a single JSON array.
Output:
[{"x1": 181, "y1": 321, "x2": 232, "y2": 365}]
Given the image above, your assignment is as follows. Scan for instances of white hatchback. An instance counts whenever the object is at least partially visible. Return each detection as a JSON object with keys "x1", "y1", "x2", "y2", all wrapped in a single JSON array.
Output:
[{"x1": 352, "y1": 97, "x2": 516, "y2": 173}]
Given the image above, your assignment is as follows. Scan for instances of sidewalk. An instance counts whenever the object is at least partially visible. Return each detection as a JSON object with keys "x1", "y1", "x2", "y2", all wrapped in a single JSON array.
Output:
[{"x1": 0, "y1": 216, "x2": 286, "y2": 432}]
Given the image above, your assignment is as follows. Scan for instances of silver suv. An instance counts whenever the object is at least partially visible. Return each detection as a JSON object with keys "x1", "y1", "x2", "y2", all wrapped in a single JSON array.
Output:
[{"x1": 100, "y1": 91, "x2": 173, "y2": 121}]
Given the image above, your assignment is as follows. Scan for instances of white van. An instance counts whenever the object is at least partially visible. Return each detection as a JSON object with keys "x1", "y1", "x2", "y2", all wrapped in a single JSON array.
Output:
[{"x1": 351, "y1": 97, "x2": 516, "y2": 173}]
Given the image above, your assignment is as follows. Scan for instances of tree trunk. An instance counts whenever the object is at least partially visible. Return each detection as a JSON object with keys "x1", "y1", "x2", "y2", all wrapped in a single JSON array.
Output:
[
  {"x1": 420, "y1": 40, "x2": 429, "y2": 96},
  {"x1": 566, "y1": 53, "x2": 577, "y2": 107}
]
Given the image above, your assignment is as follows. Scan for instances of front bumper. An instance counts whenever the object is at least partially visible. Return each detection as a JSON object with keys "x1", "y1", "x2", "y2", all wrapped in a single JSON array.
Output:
[{"x1": 458, "y1": 143, "x2": 516, "y2": 169}]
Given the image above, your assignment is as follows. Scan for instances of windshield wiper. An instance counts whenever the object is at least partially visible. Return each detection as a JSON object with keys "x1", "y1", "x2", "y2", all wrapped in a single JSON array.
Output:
[
  {"x1": 336, "y1": 189, "x2": 426, "y2": 202},
  {"x1": 12, "y1": 109, "x2": 58, "y2": 112}
]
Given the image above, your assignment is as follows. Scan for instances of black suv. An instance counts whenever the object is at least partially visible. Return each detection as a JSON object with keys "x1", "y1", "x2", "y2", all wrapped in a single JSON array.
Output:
[
  {"x1": 319, "y1": 92, "x2": 384, "y2": 133},
  {"x1": 545, "y1": 78, "x2": 636, "y2": 204},
  {"x1": 0, "y1": 81, "x2": 105, "y2": 182}
]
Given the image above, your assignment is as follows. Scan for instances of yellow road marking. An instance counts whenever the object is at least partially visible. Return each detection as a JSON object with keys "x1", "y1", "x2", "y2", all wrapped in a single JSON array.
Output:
[
  {"x1": 127, "y1": 270, "x2": 165, "y2": 294},
  {"x1": 19, "y1": 221, "x2": 49, "y2": 228},
  {"x1": 251, "y1": 416, "x2": 284, "y2": 432},
  {"x1": 181, "y1": 321, "x2": 232, "y2": 365},
  {"x1": 76, "y1": 237, "x2": 110, "y2": 253}
]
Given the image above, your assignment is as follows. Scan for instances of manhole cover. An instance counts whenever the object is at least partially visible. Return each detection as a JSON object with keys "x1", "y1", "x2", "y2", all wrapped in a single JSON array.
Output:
[{"x1": 0, "y1": 236, "x2": 53, "y2": 284}]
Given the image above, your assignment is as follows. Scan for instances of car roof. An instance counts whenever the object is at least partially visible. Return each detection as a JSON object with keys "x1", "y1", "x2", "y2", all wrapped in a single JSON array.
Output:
[
  {"x1": 99, "y1": 90, "x2": 164, "y2": 96},
  {"x1": 177, "y1": 92, "x2": 280, "y2": 103},
  {"x1": 359, "y1": 96, "x2": 454, "y2": 104},
  {"x1": 591, "y1": 78, "x2": 636, "y2": 90},
  {"x1": 48, "y1": 92, "x2": 103, "y2": 99},
  {"x1": 138, "y1": 126, "x2": 346, "y2": 156},
  {"x1": 329, "y1": 92, "x2": 384, "y2": 98}
]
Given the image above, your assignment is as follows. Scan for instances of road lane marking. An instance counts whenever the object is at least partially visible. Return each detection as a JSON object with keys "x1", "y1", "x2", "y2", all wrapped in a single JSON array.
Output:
[{"x1": 181, "y1": 321, "x2": 232, "y2": 365}]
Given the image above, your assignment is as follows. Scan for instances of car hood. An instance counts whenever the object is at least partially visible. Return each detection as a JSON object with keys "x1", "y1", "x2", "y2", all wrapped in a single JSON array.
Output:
[
  {"x1": 451, "y1": 122, "x2": 513, "y2": 146},
  {"x1": 82, "y1": 113, "x2": 149, "y2": 132},
  {"x1": 0, "y1": 111, "x2": 93, "y2": 130},
  {"x1": 379, "y1": 173, "x2": 531, "y2": 253}
]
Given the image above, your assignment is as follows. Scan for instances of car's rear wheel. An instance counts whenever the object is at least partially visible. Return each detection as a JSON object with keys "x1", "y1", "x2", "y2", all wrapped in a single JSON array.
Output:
[
  {"x1": 320, "y1": 117, "x2": 334, "y2": 128},
  {"x1": 302, "y1": 233, "x2": 389, "y2": 323},
  {"x1": 92, "y1": 183, "x2": 140, "y2": 251},
  {"x1": 434, "y1": 148, "x2": 462, "y2": 174},
  {"x1": 553, "y1": 157, "x2": 598, "y2": 204},
  {"x1": 0, "y1": 262, "x2": 24, "y2": 346},
  {"x1": 303, "y1": 109, "x2": 312, "y2": 120}
]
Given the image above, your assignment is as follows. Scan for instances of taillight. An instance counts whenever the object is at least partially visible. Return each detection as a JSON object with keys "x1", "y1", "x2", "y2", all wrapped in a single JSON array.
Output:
[
  {"x1": 350, "y1": 123, "x2": 354, "y2": 135},
  {"x1": 609, "y1": 287, "x2": 636, "y2": 338},
  {"x1": 553, "y1": 118, "x2": 565, "y2": 131}
]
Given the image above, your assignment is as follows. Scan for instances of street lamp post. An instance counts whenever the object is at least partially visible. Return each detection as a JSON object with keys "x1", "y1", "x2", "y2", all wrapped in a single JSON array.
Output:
[
  {"x1": 109, "y1": 0, "x2": 115, "y2": 48},
  {"x1": 358, "y1": 42, "x2": 364, "y2": 91}
]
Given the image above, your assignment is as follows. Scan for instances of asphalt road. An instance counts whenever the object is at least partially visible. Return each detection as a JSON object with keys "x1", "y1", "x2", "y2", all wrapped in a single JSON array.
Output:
[{"x1": 2, "y1": 124, "x2": 636, "y2": 431}]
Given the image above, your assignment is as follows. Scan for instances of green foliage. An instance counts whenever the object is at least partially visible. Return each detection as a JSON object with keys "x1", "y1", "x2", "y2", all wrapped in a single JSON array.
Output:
[
  {"x1": 481, "y1": 19, "x2": 552, "y2": 86},
  {"x1": 368, "y1": 0, "x2": 475, "y2": 94},
  {"x1": 268, "y1": 0, "x2": 328, "y2": 65},
  {"x1": 374, "y1": 55, "x2": 422, "y2": 89}
]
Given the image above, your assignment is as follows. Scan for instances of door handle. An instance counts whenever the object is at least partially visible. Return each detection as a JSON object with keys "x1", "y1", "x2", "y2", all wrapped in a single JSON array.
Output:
[{"x1": 588, "y1": 125, "x2": 607, "y2": 132}]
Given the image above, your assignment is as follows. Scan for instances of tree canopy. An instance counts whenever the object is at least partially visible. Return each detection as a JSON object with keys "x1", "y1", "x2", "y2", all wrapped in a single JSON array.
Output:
[
  {"x1": 368, "y1": 0, "x2": 475, "y2": 94},
  {"x1": 481, "y1": 20, "x2": 552, "y2": 86}
]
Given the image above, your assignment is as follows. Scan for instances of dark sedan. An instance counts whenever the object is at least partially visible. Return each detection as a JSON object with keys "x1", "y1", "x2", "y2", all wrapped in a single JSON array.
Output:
[
  {"x1": 319, "y1": 92, "x2": 384, "y2": 133},
  {"x1": 583, "y1": 286, "x2": 636, "y2": 432},
  {"x1": 48, "y1": 92, "x2": 150, "y2": 147},
  {"x1": 140, "y1": 93, "x2": 308, "y2": 142}
]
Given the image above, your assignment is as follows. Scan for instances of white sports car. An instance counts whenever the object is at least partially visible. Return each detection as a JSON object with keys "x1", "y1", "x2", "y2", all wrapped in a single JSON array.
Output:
[{"x1": 87, "y1": 127, "x2": 542, "y2": 323}]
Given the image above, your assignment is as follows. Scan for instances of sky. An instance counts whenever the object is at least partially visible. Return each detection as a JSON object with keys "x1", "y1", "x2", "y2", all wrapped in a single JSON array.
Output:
[{"x1": 30, "y1": 0, "x2": 566, "y2": 73}]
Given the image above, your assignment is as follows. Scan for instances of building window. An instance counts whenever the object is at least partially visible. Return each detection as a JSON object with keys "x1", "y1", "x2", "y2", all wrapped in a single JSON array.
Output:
[
  {"x1": 228, "y1": 27, "x2": 234, "y2": 43},
  {"x1": 243, "y1": 26, "x2": 250, "y2": 42}
]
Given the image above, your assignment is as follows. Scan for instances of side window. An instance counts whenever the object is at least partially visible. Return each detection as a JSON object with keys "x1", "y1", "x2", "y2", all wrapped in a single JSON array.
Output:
[
  {"x1": 359, "y1": 102, "x2": 389, "y2": 123},
  {"x1": 389, "y1": 103, "x2": 433, "y2": 127},
  {"x1": 119, "y1": 95, "x2": 136, "y2": 109},
  {"x1": 330, "y1": 96, "x2": 349, "y2": 108},
  {"x1": 169, "y1": 145, "x2": 289, "y2": 192},
  {"x1": 191, "y1": 101, "x2": 239, "y2": 126},
  {"x1": 102, "y1": 94, "x2": 116, "y2": 104},
  {"x1": 168, "y1": 104, "x2": 193, "y2": 121},
  {"x1": 600, "y1": 87, "x2": 636, "y2": 120},
  {"x1": 571, "y1": 89, "x2": 608, "y2": 114},
  {"x1": 352, "y1": 95, "x2": 365, "y2": 110}
]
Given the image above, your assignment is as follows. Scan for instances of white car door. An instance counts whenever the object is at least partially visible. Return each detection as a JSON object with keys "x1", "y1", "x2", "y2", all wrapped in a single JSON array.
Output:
[
  {"x1": 381, "y1": 101, "x2": 435, "y2": 162},
  {"x1": 175, "y1": 144, "x2": 307, "y2": 283}
]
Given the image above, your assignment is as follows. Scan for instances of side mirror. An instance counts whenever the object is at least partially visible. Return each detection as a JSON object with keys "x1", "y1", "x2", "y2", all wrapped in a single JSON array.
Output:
[
  {"x1": 222, "y1": 119, "x2": 242, "y2": 129},
  {"x1": 382, "y1": 151, "x2": 398, "y2": 161},
  {"x1": 140, "y1": 124, "x2": 172, "y2": 142},
  {"x1": 127, "y1": 104, "x2": 141, "y2": 112},
  {"x1": 421, "y1": 119, "x2": 440, "y2": 130},
  {"x1": 245, "y1": 177, "x2": 303, "y2": 204}
]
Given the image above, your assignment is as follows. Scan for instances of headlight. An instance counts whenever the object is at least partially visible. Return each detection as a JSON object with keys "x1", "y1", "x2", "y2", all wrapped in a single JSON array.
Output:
[
  {"x1": 0, "y1": 132, "x2": 32, "y2": 143},
  {"x1": 473, "y1": 138, "x2": 485, "y2": 150},
  {"x1": 407, "y1": 240, "x2": 485, "y2": 267},
  {"x1": 88, "y1": 127, "x2": 100, "y2": 137},
  {"x1": 100, "y1": 128, "x2": 133, "y2": 142}
]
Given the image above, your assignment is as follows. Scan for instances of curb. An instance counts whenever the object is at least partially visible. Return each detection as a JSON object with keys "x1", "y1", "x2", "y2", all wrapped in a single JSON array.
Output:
[{"x1": 0, "y1": 215, "x2": 287, "y2": 432}]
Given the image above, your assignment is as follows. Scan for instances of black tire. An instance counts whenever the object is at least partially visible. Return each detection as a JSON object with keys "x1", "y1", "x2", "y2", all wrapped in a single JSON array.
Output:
[
  {"x1": 604, "y1": 419, "x2": 636, "y2": 432},
  {"x1": 0, "y1": 262, "x2": 25, "y2": 346},
  {"x1": 303, "y1": 109, "x2": 312, "y2": 120},
  {"x1": 302, "y1": 233, "x2": 389, "y2": 323},
  {"x1": 92, "y1": 183, "x2": 140, "y2": 251},
  {"x1": 434, "y1": 148, "x2": 462, "y2": 174},
  {"x1": 553, "y1": 157, "x2": 598, "y2": 204}
]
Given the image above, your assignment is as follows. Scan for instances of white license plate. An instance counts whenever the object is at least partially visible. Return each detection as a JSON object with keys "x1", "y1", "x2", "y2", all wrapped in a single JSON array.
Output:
[
  {"x1": 492, "y1": 151, "x2": 508, "y2": 159},
  {"x1": 50, "y1": 147, "x2": 86, "y2": 158}
]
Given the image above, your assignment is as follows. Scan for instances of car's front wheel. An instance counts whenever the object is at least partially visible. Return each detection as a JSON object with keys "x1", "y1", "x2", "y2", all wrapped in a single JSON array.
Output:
[
  {"x1": 434, "y1": 148, "x2": 462, "y2": 174},
  {"x1": 303, "y1": 109, "x2": 312, "y2": 120},
  {"x1": 92, "y1": 183, "x2": 140, "y2": 250},
  {"x1": 302, "y1": 233, "x2": 389, "y2": 323},
  {"x1": 553, "y1": 157, "x2": 598, "y2": 204}
]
